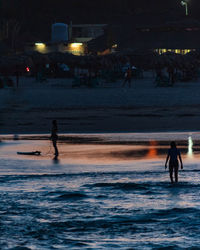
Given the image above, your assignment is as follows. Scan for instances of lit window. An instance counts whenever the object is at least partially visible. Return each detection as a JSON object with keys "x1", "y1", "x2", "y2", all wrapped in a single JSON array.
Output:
[{"x1": 70, "y1": 43, "x2": 83, "y2": 48}]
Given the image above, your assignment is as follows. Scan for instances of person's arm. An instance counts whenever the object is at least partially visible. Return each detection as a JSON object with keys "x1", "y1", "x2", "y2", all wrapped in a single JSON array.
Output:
[
  {"x1": 179, "y1": 153, "x2": 183, "y2": 169},
  {"x1": 165, "y1": 153, "x2": 169, "y2": 169}
]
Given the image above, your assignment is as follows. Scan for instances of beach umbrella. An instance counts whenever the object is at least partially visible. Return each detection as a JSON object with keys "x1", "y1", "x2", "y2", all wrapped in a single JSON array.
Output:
[
  {"x1": 24, "y1": 51, "x2": 50, "y2": 65},
  {"x1": 0, "y1": 54, "x2": 34, "y2": 74},
  {"x1": 47, "y1": 52, "x2": 67, "y2": 64},
  {"x1": 122, "y1": 49, "x2": 159, "y2": 70},
  {"x1": 151, "y1": 52, "x2": 182, "y2": 69},
  {"x1": 184, "y1": 51, "x2": 200, "y2": 67},
  {"x1": 186, "y1": 50, "x2": 200, "y2": 60}
]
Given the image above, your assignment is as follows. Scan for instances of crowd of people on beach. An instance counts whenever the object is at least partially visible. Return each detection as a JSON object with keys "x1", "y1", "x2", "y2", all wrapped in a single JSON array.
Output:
[{"x1": 1, "y1": 49, "x2": 200, "y2": 89}]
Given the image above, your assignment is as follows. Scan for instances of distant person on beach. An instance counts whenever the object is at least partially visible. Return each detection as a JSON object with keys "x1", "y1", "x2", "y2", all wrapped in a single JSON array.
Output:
[
  {"x1": 122, "y1": 68, "x2": 132, "y2": 88},
  {"x1": 51, "y1": 120, "x2": 59, "y2": 157},
  {"x1": 167, "y1": 66, "x2": 175, "y2": 86},
  {"x1": 165, "y1": 141, "x2": 183, "y2": 183}
]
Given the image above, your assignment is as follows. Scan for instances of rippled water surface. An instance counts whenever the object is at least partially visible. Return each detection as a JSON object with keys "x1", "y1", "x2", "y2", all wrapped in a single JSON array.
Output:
[{"x1": 0, "y1": 132, "x2": 200, "y2": 249}]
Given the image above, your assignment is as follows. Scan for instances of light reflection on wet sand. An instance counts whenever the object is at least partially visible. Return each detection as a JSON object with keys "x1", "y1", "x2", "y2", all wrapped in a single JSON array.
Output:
[{"x1": 0, "y1": 133, "x2": 199, "y2": 165}]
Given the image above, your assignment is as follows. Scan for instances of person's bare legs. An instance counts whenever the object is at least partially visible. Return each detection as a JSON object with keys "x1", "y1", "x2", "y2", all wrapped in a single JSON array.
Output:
[
  {"x1": 175, "y1": 170, "x2": 178, "y2": 183},
  {"x1": 53, "y1": 140, "x2": 59, "y2": 156},
  {"x1": 170, "y1": 171, "x2": 174, "y2": 183}
]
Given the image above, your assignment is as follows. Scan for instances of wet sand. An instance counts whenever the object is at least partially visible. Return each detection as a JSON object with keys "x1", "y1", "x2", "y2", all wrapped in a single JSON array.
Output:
[
  {"x1": 1, "y1": 76, "x2": 200, "y2": 134},
  {"x1": 1, "y1": 105, "x2": 200, "y2": 133}
]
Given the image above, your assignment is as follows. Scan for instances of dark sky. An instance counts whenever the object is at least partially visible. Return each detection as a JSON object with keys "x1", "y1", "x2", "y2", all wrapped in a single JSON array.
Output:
[
  {"x1": 2, "y1": 0, "x2": 200, "y2": 40},
  {"x1": 2, "y1": 0, "x2": 199, "y2": 22}
]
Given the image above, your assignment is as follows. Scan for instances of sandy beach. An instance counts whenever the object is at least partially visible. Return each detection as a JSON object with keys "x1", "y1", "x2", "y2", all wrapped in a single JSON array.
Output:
[{"x1": 1, "y1": 73, "x2": 200, "y2": 134}]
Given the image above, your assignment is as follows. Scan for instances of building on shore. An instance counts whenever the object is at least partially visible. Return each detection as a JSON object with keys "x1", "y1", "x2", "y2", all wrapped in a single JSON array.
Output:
[
  {"x1": 122, "y1": 18, "x2": 200, "y2": 55},
  {"x1": 24, "y1": 14, "x2": 200, "y2": 56},
  {"x1": 87, "y1": 16, "x2": 200, "y2": 55},
  {"x1": 25, "y1": 23, "x2": 107, "y2": 56}
]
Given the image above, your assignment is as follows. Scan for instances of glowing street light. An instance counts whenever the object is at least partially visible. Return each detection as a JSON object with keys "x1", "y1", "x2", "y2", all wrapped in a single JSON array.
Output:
[
  {"x1": 181, "y1": 0, "x2": 189, "y2": 16},
  {"x1": 70, "y1": 43, "x2": 83, "y2": 48},
  {"x1": 35, "y1": 42, "x2": 45, "y2": 47}
]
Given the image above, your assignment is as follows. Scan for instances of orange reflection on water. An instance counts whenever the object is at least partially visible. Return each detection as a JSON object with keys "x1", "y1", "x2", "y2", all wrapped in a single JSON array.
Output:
[
  {"x1": 146, "y1": 141, "x2": 158, "y2": 159},
  {"x1": 1, "y1": 137, "x2": 199, "y2": 165},
  {"x1": 1, "y1": 140, "x2": 160, "y2": 165},
  {"x1": 56, "y1": 144, "x2": 148, "y2": 164}
]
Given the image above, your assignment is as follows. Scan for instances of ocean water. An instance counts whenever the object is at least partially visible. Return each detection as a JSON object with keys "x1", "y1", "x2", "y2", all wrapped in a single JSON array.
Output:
[{"x1": 0, "y1": 133, "x2": 200, "y2": 249}]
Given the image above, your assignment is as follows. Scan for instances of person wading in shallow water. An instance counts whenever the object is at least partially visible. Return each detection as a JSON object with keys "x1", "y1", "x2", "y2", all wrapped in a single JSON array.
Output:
[
  {"x1": 51, "y1": 120, "x2": 59, "y2": 158},
  {"x1": 165, "y1": 141, "x2": 183, "y2": 183}
]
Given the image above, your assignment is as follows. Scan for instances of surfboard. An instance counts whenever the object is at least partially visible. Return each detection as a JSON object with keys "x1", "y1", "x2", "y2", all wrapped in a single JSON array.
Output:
[{"x1": 17, "y1": 151, "x2": 41, "y2": 156}]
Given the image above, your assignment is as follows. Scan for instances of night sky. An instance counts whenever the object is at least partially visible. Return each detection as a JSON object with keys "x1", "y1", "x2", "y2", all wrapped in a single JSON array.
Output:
[{"x1": 1, "y1": 0, "x2": 200, "y2": 41}]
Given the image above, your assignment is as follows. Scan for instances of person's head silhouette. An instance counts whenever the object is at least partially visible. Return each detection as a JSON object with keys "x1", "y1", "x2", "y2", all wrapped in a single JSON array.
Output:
[{"x1": 170, "y1": 141, "x2": 176, "y2": 149}]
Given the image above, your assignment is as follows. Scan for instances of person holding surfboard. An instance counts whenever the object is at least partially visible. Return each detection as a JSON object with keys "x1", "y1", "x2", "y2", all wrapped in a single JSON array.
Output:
[
  {"x1": 51, "y1": 120, "x2": 59, "y2": 157},
  {"x1": 165, "y1": 141, "x2": 183, "y2": 183}
]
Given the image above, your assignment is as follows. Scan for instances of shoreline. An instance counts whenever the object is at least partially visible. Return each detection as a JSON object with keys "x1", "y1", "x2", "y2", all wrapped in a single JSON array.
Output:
[
  {"x1": 1, "y1": 103, "x2": 200, "y2": 134},
  {"x1": 1, "y1": 77, "x2": 200, "y2": 134},
  {"x1": 1, "y1": 131, "x2": 199, "y2": 143},
  {"x1": 0, "y1": 129, "x2": 200, "y2": 136},
  {"x1": 1, "y1": 107, "x2": 200, "y2": 134},
  {"x1": 1, "y1": 130, "x2": 199, "y2": 136}
]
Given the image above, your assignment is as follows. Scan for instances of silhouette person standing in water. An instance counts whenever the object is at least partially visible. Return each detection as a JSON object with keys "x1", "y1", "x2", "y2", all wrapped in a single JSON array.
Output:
[
  {"x1": 51, "y1": 120, "x2": 59, "y2": 158},
  {"x1": 165, "y1": 141, "x2": 183, "y2": 183}
]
